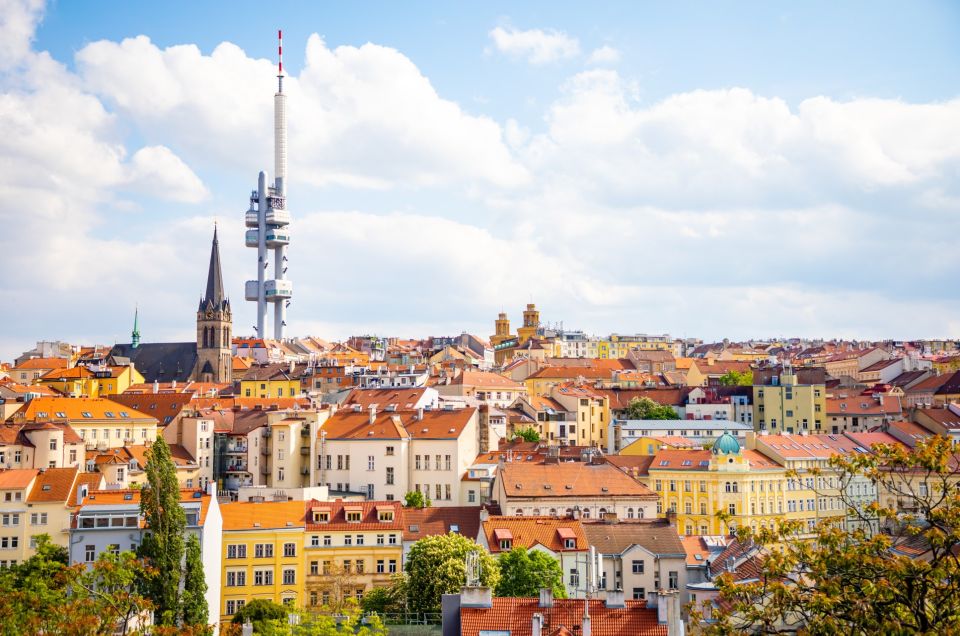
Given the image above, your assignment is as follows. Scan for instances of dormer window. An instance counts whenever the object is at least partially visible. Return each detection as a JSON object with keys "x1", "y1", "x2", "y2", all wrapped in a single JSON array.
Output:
[
  {"x1": 557, "y1": 527, "x2": 577, "y2": 550},
  {"x1": 493, "y1": 528, "x2": 513, "y2": 550},
  {"x1": 312, "y1": 508, "x2": 331, "y2": 523},
  {"x1": 345, "y1": 507, "x2": 363, "y2": 523},
  {"x1": 564, "y1": 538, "x2": 576, "y2": 549},
  {"x1": 377, "y1": 506, "x2": 394, "y2": 522}
]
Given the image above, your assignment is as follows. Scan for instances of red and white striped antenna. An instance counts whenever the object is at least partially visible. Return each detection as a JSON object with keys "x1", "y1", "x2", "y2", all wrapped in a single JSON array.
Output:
[{"x1": 277, "y1": 29, "x2": 284, "y2": 92}]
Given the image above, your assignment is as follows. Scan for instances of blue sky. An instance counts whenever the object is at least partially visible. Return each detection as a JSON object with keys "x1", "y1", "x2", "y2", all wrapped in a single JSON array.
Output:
[{"x1": 1, "y1": 0, "x2": 959, "y2": 360}]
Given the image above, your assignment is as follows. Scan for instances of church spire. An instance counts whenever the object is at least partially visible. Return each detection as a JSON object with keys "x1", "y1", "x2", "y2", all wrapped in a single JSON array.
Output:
[
  {"x1": 201, "y1": 225, "x2": 228, "y2": 311},
  {"x1": 131, "y1": 304, "x2": 140, "y2": 349}
]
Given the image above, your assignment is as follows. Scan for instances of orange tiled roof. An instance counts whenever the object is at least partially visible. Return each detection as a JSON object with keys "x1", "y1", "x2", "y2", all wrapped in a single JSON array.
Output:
[
  {"x1": 453, "y1": 370, "x2": 524, "y2": 389},
  {"x1": 14, "y1": 396, "x2": 156, "y2": 423},
  {"x1": 498, "y1": 462, "x2": 658, "y2": 499},
  {"x1": 527, "y1": 366, "x2": 615, "y2": 381},
  {"x1": 460, "y1": 598, "x2": 666, "y2": 636},
  {"x1": 305, "y1": 499, "x2": 404, "y2": 531},
  {"x1": 0, "y1": 468, "x2": 39, "y2": 489},
  {"x1": 401, "y1": 506, "x2": 485, "y2": 542},
  {"x1": 27, "y1": 466, "x2": 79, "y2": 503},
  {"x1": 221, "y1": 500, "x2": 306, "y2": 530},
  {"x1": 342, "y1": 388, "x2": 431, "y2": 410},
  {"x1": 826, "y1": 394, "x2": 901, "y2": 415},
  {"x1": 80, "y1": 488, "x2": 212, "y2": 524},
  {"x1": 40, "y1": 366, "x2": 93, "y2": 380},
  {"x1": 321, "y1": 408, "x2": 475, "y2": 441},
  {"x1": 14, "y1": 358, "x2": 69, "y2": 370},
  {"x1": 482, "y1": 516, "x2": 587, "y2": 553}
]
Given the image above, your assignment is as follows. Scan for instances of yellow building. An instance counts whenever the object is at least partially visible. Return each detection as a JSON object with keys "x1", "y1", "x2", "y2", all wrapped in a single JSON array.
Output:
[
  {"x1": 646, "y1": 434, "x2": 788, "y2": 536},
  {"x1": 220, "y1": 501, "x2": 306, "y2": 620},
  {"x1": 595, "y1": 335, "x2": 673, "y2": 359},
  {"x1": 26, "y1": 468, "x2": 104, "y2": 557},
  {"x1": 239, "y1": 363, "x2": 303, "y2": 399},
  {"x1": 11, "y1": 396, "x2": 158, "y2": 450},
  {"x1": 303, "y1": 500, "x2": 405, "y2": 610},
  {"x1": 752, "y1": 369, "x2": 826, "y2": 434},
  {"x1": 37, "y1": 365, "x2": 144, "y2": 398},
  {"x1": 550, "y1": 383, "x2": 610, "y2": 447}
]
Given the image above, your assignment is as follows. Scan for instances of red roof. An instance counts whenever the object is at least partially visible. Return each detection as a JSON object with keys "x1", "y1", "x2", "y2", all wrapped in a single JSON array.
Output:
[{"x1": 460, "y1": 598, "x2": 667, "y2": 636}]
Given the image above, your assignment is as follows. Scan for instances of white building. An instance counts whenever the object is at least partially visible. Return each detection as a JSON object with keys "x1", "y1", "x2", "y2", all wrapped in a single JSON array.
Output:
[{"x1": 610, "y1": 419, "x2": 754, "y2": 454}]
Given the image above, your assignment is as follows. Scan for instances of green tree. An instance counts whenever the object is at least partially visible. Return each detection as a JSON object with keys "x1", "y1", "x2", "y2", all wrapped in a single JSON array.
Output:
[
  {"x1": 231, "y1": 599, "x2": 288, "y2": 635},
  {"x1": 402, "y1": 533, "x2": 499, "y2": 617},
  {"x1": 513, "y1": 426, "x2": 540, "y2": 442},
  {"x1": 717, "y1": 370, "x2": 753, "y2": 386},
  {"x1": 494, "y1": 548, "x2": 567, "y2": 599},
  {"x1": 0, "y1": 538, "x2": 155, "y2": 636},
  {"x1": 624, "y1": 397, "x2": 677, "y2": 420},
  {"x1": 139, "y1": 435, "x2": 187, "y2": 626},
  {"x1": 360, "y1": 585, "x2": 404, "y2": 618},
  {"x1": 181, "y1": 534, "x2": 209, "y2": 630},
  {"x1": 292, "y1": 606, "x2": 387, "y2": 636},
  {"x1": 404, "y1": 490, "x2": 430, "y2": 508},
  {"x1": 695, "y1": 435, "x2": 960, "y2": 635}
]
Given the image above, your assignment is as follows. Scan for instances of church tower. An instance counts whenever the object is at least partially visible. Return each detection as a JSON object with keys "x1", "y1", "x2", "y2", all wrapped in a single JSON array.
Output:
[{"x1": 195, "y1": 227, "x2": 233, "y2": 383}]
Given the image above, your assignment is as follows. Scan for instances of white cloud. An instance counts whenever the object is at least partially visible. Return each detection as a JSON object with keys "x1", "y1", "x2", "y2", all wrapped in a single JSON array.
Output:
[
  {"x1": 126, "y1": 146, "x2": 209, "y2": 203},
  {"x1": 77, "y1": 34, "x2": 529, "y2": 190},
  {"x1": 0, "y1": 0, "x2": 44, "y2": 70},
  {"x1": 587, "y1": 45, "x2": 620, "y2": 65},
  {"x1": 488, "y1": 25, "x2": 580, "y2": 64}
]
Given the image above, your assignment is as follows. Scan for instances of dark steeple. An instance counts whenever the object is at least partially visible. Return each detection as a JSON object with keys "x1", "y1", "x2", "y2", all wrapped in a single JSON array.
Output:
[{"x1": 200, "y1": 226, "x2": 229, "y2": 311}]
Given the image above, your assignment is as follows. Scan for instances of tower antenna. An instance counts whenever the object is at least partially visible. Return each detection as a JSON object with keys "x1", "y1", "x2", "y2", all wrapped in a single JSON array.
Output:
[{"x1": 277, "y1": 29, "x2": 284, "y2": 93}]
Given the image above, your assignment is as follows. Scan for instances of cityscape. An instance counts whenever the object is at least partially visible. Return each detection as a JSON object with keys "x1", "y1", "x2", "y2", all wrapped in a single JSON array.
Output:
[{"x1": 2, "y1": 2, "x2": 959, "y2": 635}]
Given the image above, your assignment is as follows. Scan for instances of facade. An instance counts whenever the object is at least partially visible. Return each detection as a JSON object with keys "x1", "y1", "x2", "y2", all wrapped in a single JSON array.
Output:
[
  {"x1": 240, "y1": 363, "x2": 304, "y2": 398},
  {"x1": 220, "y1": 500, "x2": 305, "y2": 620},
  {"x1": 438, "y1": 370, "x2": 527, "y2": 409},
  {"x1": 0, "y1": 421, "x2": 85, "y2": 470},
  {"x1": 304, "y1": 500, "x2": 404, "y2": 608},
  {"x1": 825, "y1": 393, "x2": 902, "y2": 434},
  {"x1": 646, "y1": 435, "x2": 787, "y2": 536},
  {"x1": 753, "y1": 368, "x2": 827, "y2": 434},
  {"x1": 478, "y1": 515, "x2": 589, "y2": 598},
  {"x1": 550, "y1": 383, "x2": 610, "y2": 447},
  {"x1": 70, "y1": 486, "x2": 222, "y2": 621},
  {"x1": 582, "y1": 517, "x2": 689, "y2": 608},
  {"x1": 493, "y1": 461, "x2": 659, "y2": 520},
  {"x1": 612, "y1": 420, "x2": 753, "y2": 454},
  {"x1": 11, "y1": 396, "x2": 158, "y2": 450}
]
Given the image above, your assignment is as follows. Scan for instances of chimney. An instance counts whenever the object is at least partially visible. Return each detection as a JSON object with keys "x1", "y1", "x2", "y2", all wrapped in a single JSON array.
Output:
[
  {"x1": 152, "y1": 380, "x2": 159, "y2": 394},
  {"x1": 582, "y1": 609, "x2": 592, "y2": 636},
  {"x1": 172, "y1": 380, "x2": 177, "y2": 389},
  {"x1": 657, "y1": 590, "x2": 669, "y2": 624},
  {"x1": 539, "y1": 587, "x2": 554, "y2": 608},
  {"x1": 460, "y1": 585, "x2": 492, "y2": 609},
  {"x1": 368, "y1": 404, "x2": 377, "y2": 425},
  {"x1": 666, "y1": 590, "x2": 685, "y2": 636},
  {"x1": 605, "y1": 589, "x2": 625, "y2": 609},
  {"x1": 531, "y1": 613, "x2": 544, "y2": 636},
  {"x1": 479, "y1": 507, "x2": 490, "y2": 522},
  {"x1": 417, "y1": 407, "x2": 424, "y2": 421}
]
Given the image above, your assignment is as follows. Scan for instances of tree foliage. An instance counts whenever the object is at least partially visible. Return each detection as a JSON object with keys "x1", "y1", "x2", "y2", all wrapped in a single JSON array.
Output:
[
  {"x1": 401, "y1": 533, "x2": 499, "y2": 616},
  {"x1": 624, "y1": 397, "x2": 677, "y2": 420},
  {"x1": 181, "y1": 534, "x2": 208, "y2": 630},
  {"x1": 513, "y1": 426, "x2": 541, "y2": 442},
  {"x1": 404, "y1": 490, "x2": 431, "y2": 508},
  {"x1": 0, "y1": 535, "x2": 155, "y2": 635},
  {"x1": 225, "y1": 602, "x2": 386, "y2": 636},
  {"x1": 494, "y1": 548, "x2": 567, "y2": 599},
  {"x1": 139, "y1": 435, "x2": 187, "y2": 626},
  {"x1": 717, "y1": 370, "x2": 753, "y2": 386},
  {"x1": 693, "y1": 435, "x2": 960, "y2": 635}
]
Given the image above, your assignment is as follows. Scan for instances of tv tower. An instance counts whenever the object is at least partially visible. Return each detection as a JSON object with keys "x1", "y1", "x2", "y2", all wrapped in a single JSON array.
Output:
[{"x1": 245, "y1": 30, "x2": 292, "y2": 340}]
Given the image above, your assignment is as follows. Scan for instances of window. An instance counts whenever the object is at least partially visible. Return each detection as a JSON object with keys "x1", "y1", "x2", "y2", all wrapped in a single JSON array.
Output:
[
  {"x1": 356, "y1": 560, "x2": 365, "y2": 574},
  {"x1": 254, "y1": 569, "x2": 273, "y2": 586},
  {"x1": 368, "y1": 456, "x2": 375, "y2": 471},
  {"x1": 84, "y1": 545, "x2": 96, "y2": 562},
  {"x1": 445, "y1": 455, "x2": 451, "y2": 471},
  {"x1": 564, "y1": 538, "x2": 576, "y2": 549},
  {"x1": 323, "y1": 535, "x2": 332, "y2": 546},
  {"x1": 376, "y1": 534, "x2": 385, "y2": 545},
  {"x1": 282, "y1": 568, "x2": 296, "y2": 585},
  {"x1": 570, "y1": 568, "x2": 579, "y2": 588},
  {"x1": 386, "y1": 467, "x2": 394, "y2": 485},
  {"x1": 226, "y1": 599, "x2": 245, "y2": 615},
  {"x1": 386, "y1": 446, "x2": 394, "y2": 456},
  {"x1": 728, "y1": 503, "x2": 736, "y2": 516},
  {"x1": 356, "y1": 534, "x2": 364, "y2": 545},
  {"x1": 30, "y1": 513, "x2": 47, "y2": 525},
  {"x1": 632, "y1": 587, "x2": 646, "y2": 600},
  {"x1": 254, "y1": 543, "x2": 274, "y2": 558},
  {"x1": 388, "y1": 559, "x2": 397, "y2": 573},
  {"x1": 445, "y1": 484, "x2": 451, "y2": 500},
  {"x1": 283, "y1": 543, "x2": 296, "y2": 557},
  {"x1": 435, "y1": 484, "x2": 442, "y2": 500},
  {"x1": 668, "y1": 571, "x2": 678, "y2": 589},
  {"x1": 376, "y1": 560, "x2": 385, "y2": 574},
  {"x1": 0, "y1": 537, "x2": 19, "y2": 549},
  {"x1": 227, "y1": 544, "x2": 247, "y2": 559},
  {"x1": 226, "y1": 570, "x2": 246, "y2": 586},
  {"x1": 389, "y1": 534, "x2": 397, "y2": 545},
  {"x1": 344, "y1": 535, "x2": 352, "y2": 546},
  {"x1": 1, "y1": 514, "x2": 19, "y2": 527},
  {"x1": 415, "y1": 455, "x2": 421, "y2": 470},
  {"x1": 277, "y1": 468, "x2": 284, "y2": 481},
  {"x1": 49, "y1": 438, "x2": 57, "y2": 450},
  {"x1": 632, "y1": 560, "x2": 644, "y2": 574}
]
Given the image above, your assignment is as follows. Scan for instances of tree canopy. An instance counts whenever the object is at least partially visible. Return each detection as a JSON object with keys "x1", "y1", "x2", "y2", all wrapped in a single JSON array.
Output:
[
  {"x1": 513, "y1": 426, "x2": 541, "y2": 442},
  {"x1": 139, "y1": 435, "x2": 187, "y2": 626},
  {"x1": 404, "y1": 490, "x2": 431, "y2": 508},
  {"x1": 494, "y1": 548, "x2": 567, "y2": 599},
  {"x1": 624, "y1": 397, "x2": 677, "y2": 420},
  {"x1": 695, "y1": 435, "x2": 960, "y2": 635},
  {"x1": 717, "y1": 370, "x2": 754, "y2": 386},
  {"x1": 401, "y1": 533, "x2": 499, "y2": 617}
]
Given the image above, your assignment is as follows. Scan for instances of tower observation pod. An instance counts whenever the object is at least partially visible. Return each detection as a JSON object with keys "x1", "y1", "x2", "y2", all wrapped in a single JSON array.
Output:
[{"x1": 245, "y1": 30, "x2": 292, "y2": 340}]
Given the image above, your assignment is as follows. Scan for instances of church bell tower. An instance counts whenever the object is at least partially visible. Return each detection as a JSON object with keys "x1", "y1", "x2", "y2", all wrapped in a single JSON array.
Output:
[{"x1": 195, "y1": 227, "x2": 233, "y2": 383}]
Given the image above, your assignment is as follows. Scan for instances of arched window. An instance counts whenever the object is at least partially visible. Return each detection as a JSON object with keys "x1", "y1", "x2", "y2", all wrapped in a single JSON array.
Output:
[
  {"x1": 515, "y1": 509, "x2": 524, "y2": 516},
  {"x1": 627, "y1": 507, "x2": 635, "y2": 519},
  {"x1": 549, "y1": 508, "x2": 557, "y2": 517},
  {"x1": 598, "y1": 508, "x2": 607, "y2": 516},
  {"x1": 565, "y1": 508, "x2": 573, "y2": 517},
  {"x1": 732, "y1": 482, "x2": 739, "y2": 493},
  {"x1": 582, "y1": 508, "x2": 591, "y2": 519},
  {"x1": 202, "y1": 327, "x2": 209, "y2": 348},
  {"x1": 532, "y1": 508, "x2": 541, "y2": 516},
  {"x1": 638, "y1": 508, "x2": 644, "y2": 518},
  {"x1": 725, "y1": 482, "x2": 732, "y2": 493}
]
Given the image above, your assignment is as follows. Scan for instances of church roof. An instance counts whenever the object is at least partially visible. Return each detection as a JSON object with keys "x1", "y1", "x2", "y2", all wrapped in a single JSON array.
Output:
[
  {"x1": 200, "y1": 226, "x2": 229, "y2": 313},
  {"x1": 109, "y1": 343, "x2": 197, "y2": 383}
]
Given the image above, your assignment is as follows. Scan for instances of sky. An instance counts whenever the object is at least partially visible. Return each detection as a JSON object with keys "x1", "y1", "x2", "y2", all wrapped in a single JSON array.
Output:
[{"x1": 1, "y1": 0, "x2": 959, "y2": 360}]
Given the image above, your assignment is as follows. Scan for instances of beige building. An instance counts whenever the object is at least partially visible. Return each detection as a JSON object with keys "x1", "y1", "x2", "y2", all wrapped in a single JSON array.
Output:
[
  {"x1": 493, "y1": 460, "x2": 659, "y2": 520},
  {"x1": 319, "y1": 406, "x2": 479, "y2": 504},
  {"x1": 0, "y1": 422, "x2": 85, "y2": 471},
  {"x1": 11, "y1": 396, "x2": 158, "y2": 451},
  {"x1": 437, "y1": 370, "x2": 527, "y2": 409}
]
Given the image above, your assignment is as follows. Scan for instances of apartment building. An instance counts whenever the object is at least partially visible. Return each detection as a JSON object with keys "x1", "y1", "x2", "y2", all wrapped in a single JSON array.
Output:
[
  {"x1": 11, "y1": 396, "x2": 158, "y2": 450},
  {"x1": 752, "y1": 368, "x2": 826, "y2": 434}
]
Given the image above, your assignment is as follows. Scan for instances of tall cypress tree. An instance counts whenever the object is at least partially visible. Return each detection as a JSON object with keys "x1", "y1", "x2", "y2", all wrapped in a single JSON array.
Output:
[
  {"x1": 181, "y1": 533, "x2": 208, "y2": 628},
  {"x1": 139, "y1": 435, "x2": 186, "y2": 626}
]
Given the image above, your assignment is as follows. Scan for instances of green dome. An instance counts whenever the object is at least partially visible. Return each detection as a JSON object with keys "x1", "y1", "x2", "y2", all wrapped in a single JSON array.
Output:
[{"x1": 712, "y1": 432, "x2": 741, "y2": 455}]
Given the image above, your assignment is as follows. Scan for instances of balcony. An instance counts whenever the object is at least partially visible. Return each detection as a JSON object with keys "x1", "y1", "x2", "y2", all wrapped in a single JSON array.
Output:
[
  {"x1": 224, "y1": 445, "x2": 248, "y2": 454},
  {"x1": 266, "y1": 208, "x2": 291, "y2": 226},
  {"x1": 300, "y1": 427, "x2": 310, "y2": 437},
  {"x1": 300, "y1": 467, "x2": 310, "y2": 476},
  {"x1": 244, "y1": 280, "x2": 260, "y2": 301},
  {"x1": 261, "y1": 445, "x2": 270, "y2": 455},
  {"x1": 265, "y1": 230, "x2": 290, "y2": 248},
  {"x1": 224, "y1": 463, "x2": 248, "y2": 473},
  {"x1": 260, "y1": 465, "x2": 270, "y2": 475},
  {"x1": 264, "y1": 279, "x2": 293, "y2": 301},
  {"x1": 300, "y1": 446, "x2": 310, "y2": 456}
]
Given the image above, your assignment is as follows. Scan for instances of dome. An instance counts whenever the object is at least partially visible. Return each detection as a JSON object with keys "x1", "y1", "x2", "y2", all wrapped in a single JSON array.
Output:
[{"x1": 712, "y1": 431, "x2": 741, "y2": 455}]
